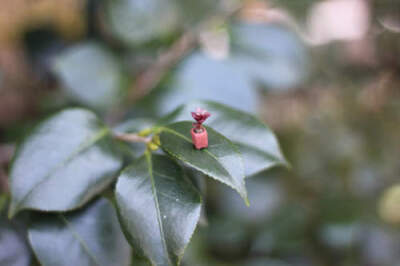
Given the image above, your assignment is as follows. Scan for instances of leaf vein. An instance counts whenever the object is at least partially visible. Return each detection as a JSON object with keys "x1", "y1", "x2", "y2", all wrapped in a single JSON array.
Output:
[
  {"x1": 153, "y1": 171, "x2": 176, "y2": 181},
  {"x1": 13, "y1": 127, "x2": 109, "y2": 213},
  {"x1": 160, "y1": 127, "x2": 228, "y2": 173},
  {"x1": 58, "y1": 214, "x2": 100, "y2": 266}
]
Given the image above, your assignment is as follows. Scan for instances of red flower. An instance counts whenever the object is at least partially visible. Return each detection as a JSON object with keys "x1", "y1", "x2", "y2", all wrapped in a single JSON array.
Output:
[
  {"x1": 191, "y1": 107, "x2": 211, "y2": 124},
  {"x1": 191, "y1": 107, "x2": 211, "y2": 132}
]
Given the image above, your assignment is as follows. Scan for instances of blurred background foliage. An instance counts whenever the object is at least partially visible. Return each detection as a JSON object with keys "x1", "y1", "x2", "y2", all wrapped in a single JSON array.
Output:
[{"x1": 1, "y1": 0, "x2": 400, "y2": 265}]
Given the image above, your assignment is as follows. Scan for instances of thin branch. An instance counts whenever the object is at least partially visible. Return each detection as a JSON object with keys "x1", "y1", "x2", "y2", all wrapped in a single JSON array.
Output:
[
  {"x1": 114, "y1": 133, "x2": 152, "y2": 144},
  {"x1": 0, "y1": 143, "x2": 14, "y2": 165},
  {"x1": 127, "y1": 32, "x2": 197, "y2": 103},
  {"x1": 0, "y1": 168, "x2": 9, "y2": 193},
  {"x1": 127, "y1": 3, "x2": 243, "y2": 103},
  {"x1": 0, "y1": 143, "x2": 15, "y2": 194}
]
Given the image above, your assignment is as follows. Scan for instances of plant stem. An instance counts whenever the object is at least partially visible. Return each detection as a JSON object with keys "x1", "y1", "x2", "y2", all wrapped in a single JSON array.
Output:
[
  {"x1": 127, "y1": 32, "x2": 196, "y2": 103},
  {"x1": 114, "y1": 133, "x2": 152, "y2": 144},
  {"x1": 0, "y1": 143, "x2": 14, "y2": 194},
  {"x1": 126, "y1": 2, "x2": 243, "y2": 104}
]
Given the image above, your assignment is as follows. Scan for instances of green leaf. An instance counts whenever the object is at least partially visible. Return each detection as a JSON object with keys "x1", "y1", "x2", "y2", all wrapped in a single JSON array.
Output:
[
  {"x1": 9, "y1": 108, "x2": 122, "y2": 217},
  {"x1": 28, "y1": 198, "x2": 131, "y2": 266},
  {"x1": 159, "y1": 121, "x2": 248, "y2": 204},
  {"x1": 115, "y1": 153, "x2": 201, "y2": 266},
  {"x1": 52, "y1": 42, "x2": 125, "y2": 110},
  {"x1": 159, "y1": 101, "x2": 288, "y2": 176}
]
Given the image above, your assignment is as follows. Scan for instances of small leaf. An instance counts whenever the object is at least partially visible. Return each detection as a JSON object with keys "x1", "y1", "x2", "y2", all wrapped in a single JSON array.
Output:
[
  {"x1": 52, "y1": 42, "x2": 125, "y2": 110},
  {"x1": 28, "y1": 198, "x2": 131, "y2": 266},
  {"x1": 115, "y1": 153, "x2": 201, "y2": 266},
  {"x1": 159, "y1": 121, "x2": 248, "y2": 203},
  {"x1": 159, "y1": 101, "x2": 288, "y2": 176},
  {"x1": 9, "y1": 108, "x2": 122, "y2": 217}
]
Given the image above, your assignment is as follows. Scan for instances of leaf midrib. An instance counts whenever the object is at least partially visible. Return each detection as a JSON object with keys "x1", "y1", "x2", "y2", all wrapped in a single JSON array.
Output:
[
  {"x1": 58, "y1": 214, "x2": 100, "y2": 266},
  {"x1": 159, "y1": 126, "x2": 231, "y2": 176},
  {"x1": 145, "y1": 152, "x2": 172, "y2": 266},
  {"x1": 11, "y1": 127, "x2": 109, "y2": 215}
]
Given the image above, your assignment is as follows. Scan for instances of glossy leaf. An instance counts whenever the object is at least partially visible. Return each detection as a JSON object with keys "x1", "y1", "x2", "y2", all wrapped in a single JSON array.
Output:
[
  {"x1": 9, "y1": 108, "x2": 122, "y2": 217},
  {"x1": 159, "y1": 101, "x2": 288, "y2": 176},
  {"x1": 115, "y1": 154, "x2": 201, "y2": 266},
  {"x1": 52, "y1": 42, "x2": 125, "y2": 109},
  {"x1": 28, "y1": 198, "x2": 131, "y2": 266},
  {"x1": 159, "y1": 121, "x2": 248, "y2": 203}
]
